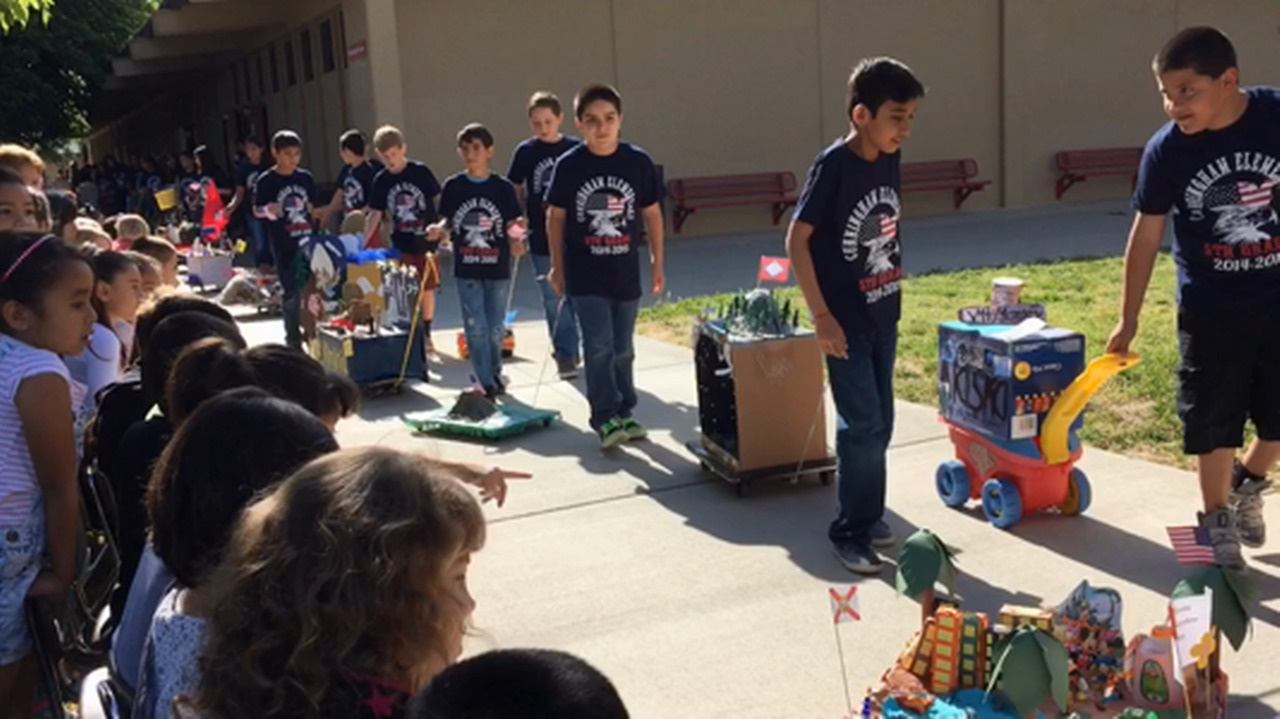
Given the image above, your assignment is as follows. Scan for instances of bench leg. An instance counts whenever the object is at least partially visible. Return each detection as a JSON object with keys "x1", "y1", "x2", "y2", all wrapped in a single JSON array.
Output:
[
  {"x1": 1055, "y1": 174, "x2": 1083, "y2": 200},
  {"x1": 771, "y1": 201, "x2": 794, "y2": 225},
  {"x1": 673, "y1": 206, "x2": 692, "y2": 234},
  {"x1": 953, "y1": 187, "x2": 973, "y2": 210}
]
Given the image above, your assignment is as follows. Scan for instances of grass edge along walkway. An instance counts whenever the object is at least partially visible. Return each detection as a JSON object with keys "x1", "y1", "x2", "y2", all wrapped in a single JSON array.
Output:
[{"x1": 637, "y1": 254, "x2": 1267, "y2": 473}]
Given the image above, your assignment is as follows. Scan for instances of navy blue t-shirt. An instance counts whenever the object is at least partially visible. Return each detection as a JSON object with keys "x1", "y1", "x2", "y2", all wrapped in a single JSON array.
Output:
[
  {"x1": 507, "y1": 136, "x2": 581, "y2": 255},
  {"x1": 235, "y1": 158, "x2": 268, "y2": 196},
  {"x1": 544, "y1": 142, "x2": 663, "y2": 301},
  {"x1": 337, "y1": 159, "x2": 383, "y2": 211},
  {"x1": 1133, "y1": 87, "x2": 1280, "y2": 312},
  {"x1": 438, "y1": 173, "x2": 524, "y2": 280},
  {"x1": 253, "y1": 168, "x2": 316, "y2": 265},
  {"x1": 369, "y1": 161, "x2": 441, "y2": 255},
  {"x1": 794, "y1": 138, "x2": 903, "y2": 333}
]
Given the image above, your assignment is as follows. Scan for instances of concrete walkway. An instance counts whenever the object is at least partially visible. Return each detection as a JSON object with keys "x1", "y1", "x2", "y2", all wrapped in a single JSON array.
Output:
[{"x1": 232, "y1": 201, "x2": 1275, "y2": 718}]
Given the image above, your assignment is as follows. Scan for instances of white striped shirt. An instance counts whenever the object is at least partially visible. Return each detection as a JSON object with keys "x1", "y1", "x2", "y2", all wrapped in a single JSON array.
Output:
[{"x1": 0, "y1": 335, "x2": 76, "y2": 525}]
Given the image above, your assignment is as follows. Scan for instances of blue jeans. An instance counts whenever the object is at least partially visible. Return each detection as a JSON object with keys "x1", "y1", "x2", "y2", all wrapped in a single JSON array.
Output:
[
  {"x1": 272, "y1": 240, "x2": 301, "y2": 349},
  {"x1": 530, "y1": 253, "x2": 579, "y2": 362},
  {"x1": 457, "y1": 278, "x2": 508, "y2": 388},
  {"x1": 574, "y1": 295, "x2": 639, "y2": 431},
  {"x1": 827, "y1": 326, "x2": 897, "y2": 546},
  {"x1": 247, "y1": 214, "x2": 272, "y2": 266}
]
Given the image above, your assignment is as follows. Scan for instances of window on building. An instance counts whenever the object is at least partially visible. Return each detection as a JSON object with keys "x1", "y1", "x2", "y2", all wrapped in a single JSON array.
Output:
[
  {"x1": 300, "y1": 29, "x2": 314, "y2": 82},
  {"x1": 285, "y1": 39, "x2": 297, "y2": 86},
  {"x1": 338, "y1": 10, "x2": 349, "y2": 69},
  {"x1": 269, "y1": 45, "x2": 280, "y2": 92},
  {"x1": 256, "y1": 55, "x2": 265, "y2": 97},
  {"x1": 320, "y1": 20, "x2": 336, "y2": 74}
]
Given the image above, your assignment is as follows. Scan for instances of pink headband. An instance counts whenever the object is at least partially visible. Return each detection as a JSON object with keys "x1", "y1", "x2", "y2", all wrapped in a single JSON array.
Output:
[{"x1": 0, "y1": 234, "x2": 56, "y2": 284}]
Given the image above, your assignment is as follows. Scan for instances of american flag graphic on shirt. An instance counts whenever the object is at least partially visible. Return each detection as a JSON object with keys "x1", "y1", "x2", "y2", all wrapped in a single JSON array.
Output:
[
  {"x1": 880, "y1": 213, "x2": 898, "y2": 239},
  {"x1": 1237, "y1": 179, "x2": 1276, "y2": 209}
]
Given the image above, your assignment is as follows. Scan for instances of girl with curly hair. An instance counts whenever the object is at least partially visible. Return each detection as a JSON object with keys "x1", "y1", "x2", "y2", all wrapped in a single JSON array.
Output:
[{"x1": 194, "y1": 446, "x2": 489, "y2": 718}]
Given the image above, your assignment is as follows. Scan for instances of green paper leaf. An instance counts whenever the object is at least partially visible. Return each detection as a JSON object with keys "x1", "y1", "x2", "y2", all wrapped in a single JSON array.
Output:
[
  {"x1": 990, "y1": 627, "x2": 1052, "y2": 716},
  {"x1": 1032, "y1": 629, "x2": 1071, "y2": 712},
  {"x1": 1172, "y1": 567, "x2": 1253, "y2": 651},
  {"x1": 896, "y1": 530, "x2": 942, "y2": 599}
]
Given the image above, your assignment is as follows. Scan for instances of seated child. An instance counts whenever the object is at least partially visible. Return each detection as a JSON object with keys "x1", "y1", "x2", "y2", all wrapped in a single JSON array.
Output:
[
  {"x1": 0, "y1": 167, "x2": 39, "y2": 232},
  {"x1": 195, "y1": 447, "x2": 489, "y2": 717},
  {"x1": 129, "y1": 236, "x2": 181, "y2": 288},
  {"x1": 409, "y1": 649, "x2": 630, "y2": 719},
  {"x1": 133, "y1": 389, "x2": 340, "y2": 719}
]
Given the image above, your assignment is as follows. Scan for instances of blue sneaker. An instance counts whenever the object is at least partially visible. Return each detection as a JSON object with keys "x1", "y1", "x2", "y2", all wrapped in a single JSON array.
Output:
[
  {"x1": 870, "y1": 520, "x2": 895, "y2": 549},
  {"x1": 834, "y1": 541, "x2": 883, "y2": 575}
]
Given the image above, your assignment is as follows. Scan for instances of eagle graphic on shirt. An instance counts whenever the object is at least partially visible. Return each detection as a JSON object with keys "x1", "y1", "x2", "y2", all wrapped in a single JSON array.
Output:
[
  {"x1": 846, "y1": 211, "x2": 899, "y2": 275},
  {"x1": 1204, "y1": 178, "x2": 1278, "y2": 244},
  {"x1": 462, "y1": 211, "x2": 496, "y2": 249},
  {"x1": 390, "y1": 185, "x2": 426, "y2": 231},
  {"x1": 585, "y1": 192, "x2": 627, "y2": 238}
]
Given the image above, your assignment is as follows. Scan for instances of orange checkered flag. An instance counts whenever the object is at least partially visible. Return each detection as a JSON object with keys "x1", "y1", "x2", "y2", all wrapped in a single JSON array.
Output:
[{"x1": 830, "y1": 586, "x2": 861, "y2": 624}]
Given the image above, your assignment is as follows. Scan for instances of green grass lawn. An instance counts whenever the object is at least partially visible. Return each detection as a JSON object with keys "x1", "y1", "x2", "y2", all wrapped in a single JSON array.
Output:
[{"x1": 638, "y1": 253, "x2": 1223, "y2": 471}]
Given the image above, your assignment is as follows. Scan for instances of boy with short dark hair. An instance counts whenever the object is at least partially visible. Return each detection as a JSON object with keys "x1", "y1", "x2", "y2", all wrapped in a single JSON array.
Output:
[
  {"x1": 429, "y1": 123, "x2": 526, "y2": 398},
  {"x1": 508, "y1": 91, "x2": 583, "y2": 380},
  {"x1": 367, "y1": 125, "x2": 443, "y2": 359},
  {"x1": 227, "y1": 135, "x2": 272, "y2": 269},
  {"x1": 253, "y1": 130, "x2": 316, "y2": 349},
  {"x1": 786, "y1": 57, "x2": 924, "y2": 575},
  {"x1": 314, "y1": 128, "x2": 384, "y2": 229},
  {"x1": 545, "y1": 83, "x2": 666, "y2": 448},
  {"x1": 408, "y1": 649, "x2": 630, "y2": 719},
  {"x1": 1107, "y1": 26, "x2": 1280, "y2": 569}
]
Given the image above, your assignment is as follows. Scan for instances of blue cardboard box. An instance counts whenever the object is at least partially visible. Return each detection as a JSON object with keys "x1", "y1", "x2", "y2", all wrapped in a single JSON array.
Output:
[
  {"x1": 938, "y1": 321, "x2": 1085, "y2": 442},
  {"x1": 316, "y1": 327, "x2": 423, "y2": 386}
]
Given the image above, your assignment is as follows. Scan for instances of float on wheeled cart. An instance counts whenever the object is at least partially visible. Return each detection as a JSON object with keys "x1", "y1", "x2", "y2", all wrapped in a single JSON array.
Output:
[{"x1": 935, "y1": 318, "x2": 1139, "y2": 529}]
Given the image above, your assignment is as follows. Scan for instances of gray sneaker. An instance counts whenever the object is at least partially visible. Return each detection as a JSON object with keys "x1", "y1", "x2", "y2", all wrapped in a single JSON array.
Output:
[
  {"x1": 870, "y1": 520, "x2": 896, "y2": 549},
  {"x1": 1198, "y1": 507, "x2": 1245, "y2": 570},
  {"x1": 1230, "y1": 475, "x2": 1271, "y2": 548},
  {"x1": 834, "y1": 541, "x2": 884, "y2": 575}
]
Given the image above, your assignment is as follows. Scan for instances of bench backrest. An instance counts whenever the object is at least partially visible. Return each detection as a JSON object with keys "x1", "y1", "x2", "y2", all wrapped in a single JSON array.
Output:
[
  {"x1": 1056, "y1": 148, "x2": 1142, "y2": 172},
  {"x1": 901, "y1": 159, "x2": 979, "y2": 185},
  {"x1": 669, "y1": 172, "x2": 797, "y2": 200}
]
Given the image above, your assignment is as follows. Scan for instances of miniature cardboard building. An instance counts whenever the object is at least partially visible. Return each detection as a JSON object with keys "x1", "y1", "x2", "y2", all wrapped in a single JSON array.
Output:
[
  {"x1": 998, "y1": 604, "x2": 1066, "y2": 643},
  {"x1": 1124, "y1": 630, "x2": 1185, "y2": 711},
  {"x1": 938, "y1": 321, "x2": 1085, "y2": 442}
]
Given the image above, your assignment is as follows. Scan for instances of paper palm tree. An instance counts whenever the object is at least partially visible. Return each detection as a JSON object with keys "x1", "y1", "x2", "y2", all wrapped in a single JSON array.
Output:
[
  {"x1": 895, "y1": 529, "x2": 960, "y2": 624},
  {"x1": 985, "y1": 625, "x2": 1070, "y2": 716},
  {"x1": 1171, "y1": 566, "x2": 1253, "y2": 651}
]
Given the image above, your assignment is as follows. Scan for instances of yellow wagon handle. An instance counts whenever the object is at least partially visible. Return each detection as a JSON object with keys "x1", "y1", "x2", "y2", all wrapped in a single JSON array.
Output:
[{"x1": 1039, "y1": 352, "x2": 1141, "y2": 465}]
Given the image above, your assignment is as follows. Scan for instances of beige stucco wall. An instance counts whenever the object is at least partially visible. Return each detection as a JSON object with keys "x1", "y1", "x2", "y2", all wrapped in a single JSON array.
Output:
[{"x1": 93, "y1": 0, "x2": 1280, "y2": 231}]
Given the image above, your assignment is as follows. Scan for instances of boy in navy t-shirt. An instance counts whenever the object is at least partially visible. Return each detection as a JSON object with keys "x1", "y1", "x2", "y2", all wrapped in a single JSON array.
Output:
[
  {"x1": 368, "y1": 125, "x2": 442, "y2": 357},
  {"x1": 786, "y1": 58, "x2": 924, "y2": 575},
  {"x1": 545, "y1": 84, "x2": 665, "y2": 449},
  {"x1": 430, "y1": 124, "x2": 527, "y2": 398},
  {"x1": 253, "y1": 130, "x2": 316, "y2": 349},
  {"x1": 227, "y1": 136, "x2": 272, "y2": 269},
  {"x1": 508, "y1": 91, "x2": 583, "y2": 380},
  {"x1": 314, "y1": 128, "x2": 383, "y2": 231},
  {"x1": 1108, "y1": 27, "x2": 1280, "y2": 569}
]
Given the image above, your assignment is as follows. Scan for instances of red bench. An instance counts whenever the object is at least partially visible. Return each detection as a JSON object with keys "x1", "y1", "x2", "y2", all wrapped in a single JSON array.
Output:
[
  {"x1": 668, "y1": 172, "x2": 797, "y2": 233},
  {"x1": 1055, "y1": 147, "x2": 1142, "y2": 199},
  {"x1": 900, "y1": 158, "x2": 991, "y2": 209}
]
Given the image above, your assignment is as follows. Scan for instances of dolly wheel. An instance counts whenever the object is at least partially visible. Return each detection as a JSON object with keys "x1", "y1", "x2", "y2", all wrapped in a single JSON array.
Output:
[
  {"x1": 1059, "y1": 468, "x2": 1092, "y2": 516},
  {"x1": 981, "y1": 478, "x2": 1023, "y2": 530}
]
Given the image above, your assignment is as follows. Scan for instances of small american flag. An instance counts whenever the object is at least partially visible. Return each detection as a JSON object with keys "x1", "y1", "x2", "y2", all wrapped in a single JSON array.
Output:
[
  {"x1": 1237, "y1": 180, "x2": 1276, "y2": 209},
  {"x1": 606, "y1": 195, "x2": 627, "y2": 214},
  {"x1": 1167, "y1": 526, "x2": 1216, "y2": 566},
  {"x1": 476, "y1": 215, "x2": 493, "y2": 231},
  {"x1": 880, "y1": 213, "x2": 898, "y2": 239}
]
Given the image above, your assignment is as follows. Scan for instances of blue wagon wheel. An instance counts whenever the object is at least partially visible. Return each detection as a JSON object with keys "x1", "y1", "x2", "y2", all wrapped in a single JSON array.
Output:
[
  {"x1": 981, "y1": 478, "x2": 1023, "y2": 530},
  {"x1": 936, "y1": 460, "x2": 971, "y2": 508},
  {"x1": 1059, "y1": 468, "x2": 1092, "y2": 516}
]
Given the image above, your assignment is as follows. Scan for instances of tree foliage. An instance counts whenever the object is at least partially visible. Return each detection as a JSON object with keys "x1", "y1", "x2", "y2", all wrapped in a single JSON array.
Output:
[
  {"x1": 0, "y1": 0, "x2": 155, "y2": 147},
  {"x1": 0, "y1": 0, "x2": 53, "y2": 33}
]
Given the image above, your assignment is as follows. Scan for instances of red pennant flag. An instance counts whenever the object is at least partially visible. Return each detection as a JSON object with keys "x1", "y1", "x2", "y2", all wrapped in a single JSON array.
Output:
[
  {"x1": 201, "y1": 180, "x2": 228, "y2": 241},
  {"x1": 757, "y1": 255, "x2": 791, "y2": 283}
]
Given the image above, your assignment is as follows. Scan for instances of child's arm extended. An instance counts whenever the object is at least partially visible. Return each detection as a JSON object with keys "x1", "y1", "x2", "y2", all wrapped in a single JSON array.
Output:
[
  {"x1": 545, "y1": 206, "x2": 567, "y2": 296},
  {"x1": 1106, "y1": 212, "x2": 1167, "y2": 355},
  {"x1": 641, "y1": 203, "x2": 664, "y2": 294},
  {"x1": 786, "y1": 219, "x2": 846, "y2": 358},
  {"x1": 18, "y1": 374, "x2": 79, "y2": 598},
  {"x1": 422, "y1": 457, "x2": 532, "y2": 507},
  {"x1": 364, "y1": 211, "x2": 385, "y2": 248}
]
